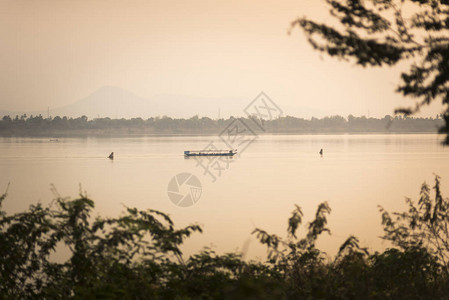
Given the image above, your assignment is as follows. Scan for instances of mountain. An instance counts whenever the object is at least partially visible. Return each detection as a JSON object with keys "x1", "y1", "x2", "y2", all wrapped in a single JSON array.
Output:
[
  {"x1": 0, "y1": 86, "x2": 326, "y2": 120},
  {"x1": 49, "y1": 86, "x2": 149, "y2": 119},
  {"x1": 47, "y1": 86, "x2": 247, "y2": 119}
]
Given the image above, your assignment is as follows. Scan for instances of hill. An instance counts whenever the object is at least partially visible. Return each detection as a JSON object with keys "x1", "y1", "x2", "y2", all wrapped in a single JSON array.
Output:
[{"x1": 1, "y1": 86, "x2": 326, "y2": 119}]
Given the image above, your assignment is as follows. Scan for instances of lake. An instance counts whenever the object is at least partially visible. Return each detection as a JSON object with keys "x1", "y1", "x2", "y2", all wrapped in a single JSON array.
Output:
[{"x1": 1, "y1": 134, "x2": 448, "y2": 260}]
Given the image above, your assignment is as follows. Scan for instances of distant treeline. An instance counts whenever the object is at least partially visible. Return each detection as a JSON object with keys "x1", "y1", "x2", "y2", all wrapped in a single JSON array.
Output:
[{"x1": 0, "y1": 114, "x2": 444, "y2": 136}]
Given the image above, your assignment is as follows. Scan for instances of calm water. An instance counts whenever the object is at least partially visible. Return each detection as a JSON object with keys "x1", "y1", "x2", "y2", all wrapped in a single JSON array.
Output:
[{"x1": 1, "y1": 134, "x2": 448, "y2": 260}]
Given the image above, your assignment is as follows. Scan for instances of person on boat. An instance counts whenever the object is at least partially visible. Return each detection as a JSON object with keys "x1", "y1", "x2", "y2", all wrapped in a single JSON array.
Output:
[
  {"x1": 319, "y1": 149, "x2": 323, "y2": 156},
  {"x1": 108, "y1": 152, "x2": 114, "y2": 160}
]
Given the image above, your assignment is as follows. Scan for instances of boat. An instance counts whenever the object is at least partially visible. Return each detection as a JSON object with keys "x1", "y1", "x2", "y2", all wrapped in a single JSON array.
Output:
[{"x1": 184, "y1": 149, "x2": 237, "y2": 157}]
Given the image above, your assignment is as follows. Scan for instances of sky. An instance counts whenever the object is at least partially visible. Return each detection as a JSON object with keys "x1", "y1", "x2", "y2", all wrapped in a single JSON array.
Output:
[{"x1": 0, "y1": 0, "x2": 443, "y2": 118}]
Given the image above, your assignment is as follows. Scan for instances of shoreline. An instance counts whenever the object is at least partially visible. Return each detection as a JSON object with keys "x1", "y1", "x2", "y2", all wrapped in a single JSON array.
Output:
[{"x1": 0, "y1": 131, "x2": 443, "y2": 138}]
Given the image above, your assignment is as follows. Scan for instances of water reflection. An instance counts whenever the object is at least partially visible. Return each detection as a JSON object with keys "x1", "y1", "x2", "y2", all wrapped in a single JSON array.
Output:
[{"x1": 0, "y1": 134, "x2": 448, "y2": 261}]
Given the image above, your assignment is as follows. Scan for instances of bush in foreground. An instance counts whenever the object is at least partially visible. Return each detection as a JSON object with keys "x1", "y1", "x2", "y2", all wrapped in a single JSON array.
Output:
[{"x1": 1, "y1": 177, "x2": 449, "y2": 299}]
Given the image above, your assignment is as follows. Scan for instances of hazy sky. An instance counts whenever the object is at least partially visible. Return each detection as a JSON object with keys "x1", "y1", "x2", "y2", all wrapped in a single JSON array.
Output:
[{"x1": 0, "y1": 0, "x2": 442, "y2": 117}]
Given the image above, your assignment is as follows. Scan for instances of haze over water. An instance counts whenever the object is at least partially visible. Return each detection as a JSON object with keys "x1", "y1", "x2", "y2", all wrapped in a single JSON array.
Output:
[{"x1": 1, "y1": 134, "x2": 448, "y2": 260}]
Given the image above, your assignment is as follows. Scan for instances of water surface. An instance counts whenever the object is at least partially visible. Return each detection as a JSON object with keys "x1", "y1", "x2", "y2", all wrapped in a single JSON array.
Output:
[{"x1": 1, "y1": 134, "x2": 448, "y2": 259}]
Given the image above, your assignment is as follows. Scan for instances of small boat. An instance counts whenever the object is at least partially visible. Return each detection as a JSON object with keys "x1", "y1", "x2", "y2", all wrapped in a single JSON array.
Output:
[{"x1": 184, "y1": 149, "x2": 237, "y2": 157}]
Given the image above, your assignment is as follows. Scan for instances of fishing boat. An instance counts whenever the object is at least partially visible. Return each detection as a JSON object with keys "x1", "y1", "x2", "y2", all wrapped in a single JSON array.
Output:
[{"x1": 184, "y1": 149, "x2": 237, "y2": 157}]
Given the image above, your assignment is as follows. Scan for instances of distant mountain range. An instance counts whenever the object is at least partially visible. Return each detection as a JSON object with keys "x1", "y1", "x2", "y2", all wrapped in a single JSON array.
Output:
[{"x1": 0, "y1": 86, "x2": 326, "y2": 119}]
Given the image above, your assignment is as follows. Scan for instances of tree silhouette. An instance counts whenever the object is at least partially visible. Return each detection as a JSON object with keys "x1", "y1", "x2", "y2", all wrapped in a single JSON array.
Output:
[{"x1": 293, "y1": 0, "x2": 449, "y2": 144}]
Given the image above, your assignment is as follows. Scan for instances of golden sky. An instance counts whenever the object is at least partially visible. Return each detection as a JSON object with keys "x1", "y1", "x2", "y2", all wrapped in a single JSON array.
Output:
[{"x1": 0, "y1": 0, "x2": 442, "y2": 117}]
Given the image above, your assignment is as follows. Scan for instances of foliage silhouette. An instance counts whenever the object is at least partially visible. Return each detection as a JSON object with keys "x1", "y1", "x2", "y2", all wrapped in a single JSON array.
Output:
[
  {"x1": 292, "y1": 0, "x2": 449, "y2": 144},
  {"x1": 379, "y1": 174, "x2": 449, "y2": 272},
  {"x1": 1, "y1": 178, "x2": 449, "y2": 298}
]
